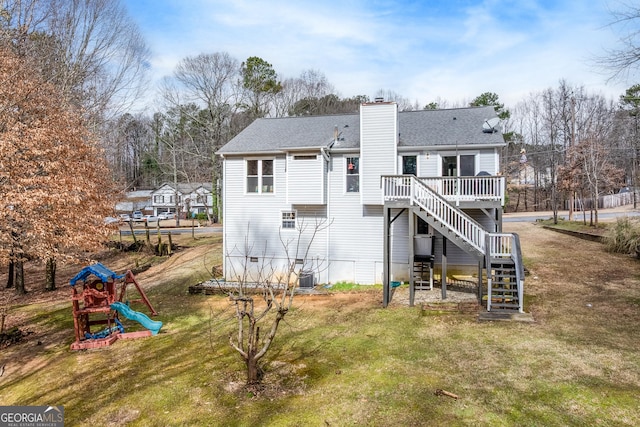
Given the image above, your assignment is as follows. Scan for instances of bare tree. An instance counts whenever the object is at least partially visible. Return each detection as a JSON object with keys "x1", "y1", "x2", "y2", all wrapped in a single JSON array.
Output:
[
  {"x1": 273, "y1": 70, "x2": 334, "y2": 118},
  {"x1": 559, "y1": 95, "x2": 623, "y2": 225},
  {"x1": 597, "y1": 2, "x2": 640, "y2": 81},
  {"x1": 289, "y1": 93, "x2": 369, "y2": 116},
  {"x1": 151, "y1": 101, "x2": 210, "y2": 224},
  {"x1": 100, "y1": 113, "x2": 156, "y2": 188},
  {"x1": 221, "y1": 218, "x2": 330, "y2": 385},
  {"x1": 374, "y1": 89, "x2": 413, "y2": 111},
  {"x1": 509, "y1": 81, "x2": 602, "y2": 220},
  {"x1": 154, "y1": 52, "x2": 244, "y2": 220},
  {"x1": 1, "y1": 0, "x2": 150, "y2": 124}
]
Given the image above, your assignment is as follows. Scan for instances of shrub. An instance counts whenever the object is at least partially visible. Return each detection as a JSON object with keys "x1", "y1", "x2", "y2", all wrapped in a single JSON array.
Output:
[{"x1": 604, "y1": 217, "x2": 640, "y2": 255}]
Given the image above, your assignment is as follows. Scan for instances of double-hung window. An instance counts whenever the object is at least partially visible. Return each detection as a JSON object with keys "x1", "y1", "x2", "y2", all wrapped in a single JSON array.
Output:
[
  {"x1": 247, "y1": 159, "x2": 274, "y2": 194},
  {"x1": 346, "y1": 157, "x2": 359, "y2": 193}
]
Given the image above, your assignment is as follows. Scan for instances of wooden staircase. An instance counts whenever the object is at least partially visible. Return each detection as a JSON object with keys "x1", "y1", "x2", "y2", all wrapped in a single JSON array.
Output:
[
  {"x1": 383, "y1": 176, "x2": 525, "y2": 313},
  {"x1": 413, "y1": 254, "x2": 434, "y2": 290},
  {"x1": 486, "y1": 259, "x2": 521, "y2": 311}
]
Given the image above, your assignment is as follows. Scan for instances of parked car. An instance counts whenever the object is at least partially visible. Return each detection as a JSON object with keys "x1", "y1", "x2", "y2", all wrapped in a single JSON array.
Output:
[
  {"x1": 104, "y1": 216, "x2": 119, "y2": 224},
  {"x1": 143, "y1": 214, "x2": 158, "y2": 223},
  {"x1": 132, "y1": 211, "x2": 143, "y2": 220},
  {"x1": 158, "y1": 212, "x2": 175, "y2": 220},
  {"x1": 119, "y1": 213, "x2": 131, "y2": 222}
]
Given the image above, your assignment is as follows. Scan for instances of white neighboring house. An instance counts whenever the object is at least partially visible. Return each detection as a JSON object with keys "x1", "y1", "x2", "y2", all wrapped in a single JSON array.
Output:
[
  {"x1": 151, "y1": 183, "x2": 214, "y2": 218},
  {"x1": 217, "y1": 102, "x2": 525, "y2": 311}
]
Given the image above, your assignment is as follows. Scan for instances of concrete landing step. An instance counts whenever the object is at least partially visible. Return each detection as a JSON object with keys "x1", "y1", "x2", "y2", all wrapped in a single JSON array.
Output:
[{"x1": 477, "y1": 311, "x2": 535, "y2": 322}]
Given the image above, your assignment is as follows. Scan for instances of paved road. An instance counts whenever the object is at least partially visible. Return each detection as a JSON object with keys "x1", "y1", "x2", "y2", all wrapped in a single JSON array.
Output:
[
  {"x1": 504, "y1": 208, "x2": 640, "y2": 222},
  {"x1": 118, "y1": 225, "x2": 221, "y2": 235}
]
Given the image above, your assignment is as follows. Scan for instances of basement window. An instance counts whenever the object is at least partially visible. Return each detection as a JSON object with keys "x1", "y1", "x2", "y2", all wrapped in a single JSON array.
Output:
[{"x1": 282, "y1": 211, "x2": 296, "y2": 229}]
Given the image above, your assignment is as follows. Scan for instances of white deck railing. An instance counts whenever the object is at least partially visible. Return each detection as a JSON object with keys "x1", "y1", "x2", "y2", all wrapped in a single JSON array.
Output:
[
  {"x1": 388, "y1": 175, "x2": 505, "y2": 204},
  {"x1": 381, "y1": 176, "x2": 518, "y2": 255},
  {"x1": 382, "y1": 175, "x2": 486, "y2": 254},
  {"x1": 487, "y1": 233, "x2": 514, "y2": 259}
]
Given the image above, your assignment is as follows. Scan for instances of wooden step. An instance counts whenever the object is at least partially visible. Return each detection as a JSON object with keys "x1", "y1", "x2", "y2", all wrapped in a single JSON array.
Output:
[
  {"x1": 491, "y1": 300, "x2": 519, "y2": 305},
  {"x1": 491, "y1": 288, "x2": 518, "y2": 293},
  {"x1": 491, "y1": 268, "x2": 516, "y2": 273},
  {"x1": 487, "y1": 308, "x2": 522, "y2": 313}
]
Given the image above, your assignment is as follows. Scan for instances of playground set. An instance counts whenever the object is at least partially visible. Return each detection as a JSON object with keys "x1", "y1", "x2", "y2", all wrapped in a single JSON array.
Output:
[{"x1": 69, "y1": 263, "x2": 162, "y2": 350}]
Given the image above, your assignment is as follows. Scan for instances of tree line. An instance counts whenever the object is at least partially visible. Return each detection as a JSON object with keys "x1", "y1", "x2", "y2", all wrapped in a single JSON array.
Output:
[{"x1": 3, "y1": 0, "x2": 640, "y2": 294}]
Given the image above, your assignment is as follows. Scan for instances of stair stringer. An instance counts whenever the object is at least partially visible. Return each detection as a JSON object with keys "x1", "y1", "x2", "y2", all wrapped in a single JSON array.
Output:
[{"x1": 411, "y1": 207, "x2": 484, "y2": 261}]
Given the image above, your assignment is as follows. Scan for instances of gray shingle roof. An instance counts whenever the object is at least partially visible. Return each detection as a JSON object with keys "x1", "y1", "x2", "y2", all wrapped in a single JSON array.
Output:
[
  {"x1": 217, "y1": 105, "x2": 503, "y2": 155},
  {"x1": 155, "y1": 182, "x2": 212, "y2": 194}
]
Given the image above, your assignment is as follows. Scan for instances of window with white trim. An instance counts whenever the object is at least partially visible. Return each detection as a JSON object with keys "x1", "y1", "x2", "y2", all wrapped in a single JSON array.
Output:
[
  {"x1": 247, "y1": 159, "x2": 274, "y2": 194},
  {"x1": 346, "y1": 156, "x2": 359, "y2": 193},
  {"x1": 282, "y1": 211, "x2": 296, "y2": 229}
]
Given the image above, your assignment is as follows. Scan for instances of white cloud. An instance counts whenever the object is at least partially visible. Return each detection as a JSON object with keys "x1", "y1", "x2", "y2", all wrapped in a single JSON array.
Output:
[{"x1": 124, "y1": 0, "x2": 632, "y2": 110}]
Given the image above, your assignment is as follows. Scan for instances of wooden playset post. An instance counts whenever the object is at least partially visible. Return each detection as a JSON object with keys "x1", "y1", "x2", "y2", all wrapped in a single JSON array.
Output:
[{"x1": 118, "y1": 270, "x2": 158, "y2": 316}]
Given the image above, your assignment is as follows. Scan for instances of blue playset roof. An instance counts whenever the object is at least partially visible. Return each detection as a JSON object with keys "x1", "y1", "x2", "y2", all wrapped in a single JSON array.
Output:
[{"x1": 69, "y1": 263, "x2": 124, "y2": 286}]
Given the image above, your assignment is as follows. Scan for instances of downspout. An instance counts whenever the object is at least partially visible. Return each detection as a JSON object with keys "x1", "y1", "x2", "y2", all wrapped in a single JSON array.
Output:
[
  {"x1": 220, "y1": 154, "x2": 227, "y2": 279},
  {"x1": 321, "y1": 144, "x2": 331, "y2": 285}
]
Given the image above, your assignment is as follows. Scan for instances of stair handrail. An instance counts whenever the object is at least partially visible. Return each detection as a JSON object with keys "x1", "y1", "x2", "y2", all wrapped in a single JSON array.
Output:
[
  {"x1": 382, "y1": 175, "x2": 486, "y2": 254},
  {"x1": 511, "y1": 233, "x2": 525, "y2": 312}
]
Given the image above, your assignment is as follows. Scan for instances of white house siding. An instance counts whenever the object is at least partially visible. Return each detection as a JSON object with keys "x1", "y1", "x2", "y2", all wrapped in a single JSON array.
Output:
[
  {"x1": 419, "y1": 151, "x2": 439, "y2": 176},
  {"x1": 223, "y1": 155, "x2": 327, "y2": 284},
  {"x1": 223, "y1": 154, "x2": 385, "y2": 286},
  {"x1": 152, "y1": 185, "x2": 180, "y2": 215},
  {"x1": 223, "y1": 155, "x2": 287, "y2": 280},
  {"x1": 224, "y1": 152, "x2": 502, "y2": 284},
  {"x1": 322, "y1": 155, "x2": 385, "y2": 284},
  {"x1": 360, "y1": 103, "x2": 398, "y2": 205},
  {"x1": 478, "y1": 149, "x2": 498, "y2": 174},
  {"x1": 367, "y1": 208, "x2": 497, "y2": 281},
  {"x1": 190, "y1": 188, "x2": 214, "y2": 214},
  {"x1": 286, "y1": 153, "x2": 325, "y2": 204},
  {"x1": 291, "y1": 204, "x2": 329, "y2": 284},
  {"x1": 387, "y1": 209, "x2": 415, "y2": 283}
]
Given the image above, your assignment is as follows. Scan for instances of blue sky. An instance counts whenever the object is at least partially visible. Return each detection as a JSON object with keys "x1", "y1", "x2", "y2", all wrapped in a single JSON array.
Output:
[{"x1": 123, "y1": 0, "x2": 632, "y2": 109}]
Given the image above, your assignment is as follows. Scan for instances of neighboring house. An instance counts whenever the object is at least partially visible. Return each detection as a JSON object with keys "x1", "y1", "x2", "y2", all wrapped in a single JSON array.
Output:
[
  {"x1": 116, "y1": 190, "x2": 153, "y2": 214},
  {"x1": 151, "y1": 183, "x2": 214, "y2": 217},
  {"x1": 217, "y1": 102, "x2": 524, "y2": 312},
  {"x1": 508, "y1": 162, "x2": 536, "y2": 186}
]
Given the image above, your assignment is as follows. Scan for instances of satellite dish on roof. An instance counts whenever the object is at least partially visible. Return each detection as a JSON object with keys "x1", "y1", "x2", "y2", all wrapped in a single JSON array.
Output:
[{"x1": 482, "y1": 117, "x2": 500, "y2": 133}]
